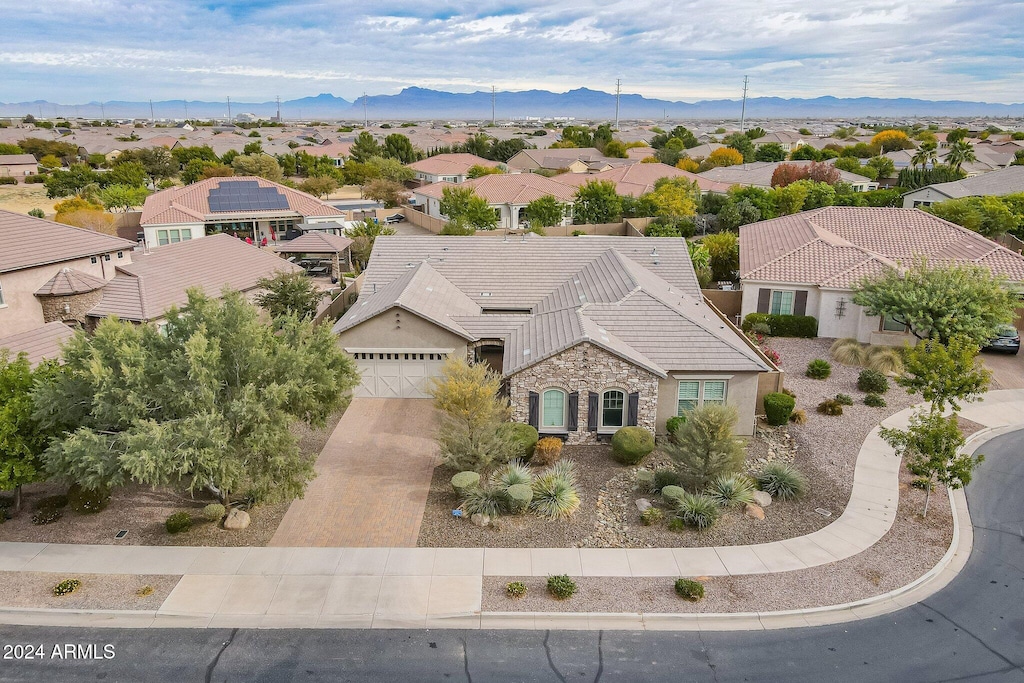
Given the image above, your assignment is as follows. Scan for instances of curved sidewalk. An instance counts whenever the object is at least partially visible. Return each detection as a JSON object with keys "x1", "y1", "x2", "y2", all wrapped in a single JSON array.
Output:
[{"x1": 1, "y1": 390, "x2": 1022, "y2": 630}]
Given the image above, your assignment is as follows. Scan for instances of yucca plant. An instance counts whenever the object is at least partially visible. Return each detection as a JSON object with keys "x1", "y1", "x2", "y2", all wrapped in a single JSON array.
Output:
[
  {"x1": 545, "y1": 459, "x2": 578, "y2": 487},
  {"x1": 865, "y1": 346, "x2": 904, "y2": 375},
  {"x1": 675, "y1": 492, "x2": 721, "y2": 531},
  {"x1": 706, "y1": 474, "x2": 756, "y2": 508},
  {"x1": 463, "y1": 486, "x2": 509, "y2": 518},
  {"x1": 492, "y1": 460, "x2": 532, "y2": 489},
  {"x1": 530, "y1": 473, "x2": 580, "y2": 519},
  {"x1": 830, "y1": 337, "x2": 867, "y2": 366},
  {"x1": 756, "y1": 463, "x2": 808, "y2": 501}
]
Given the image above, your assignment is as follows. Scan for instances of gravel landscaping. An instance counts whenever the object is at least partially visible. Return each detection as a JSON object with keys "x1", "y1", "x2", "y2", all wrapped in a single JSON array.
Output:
[
  {"x1": 0, "y1": 407, "x2": 345, "y2": 547},
  {"x1": 0, "y1": 572, "x2": 179, "y2": 611}
]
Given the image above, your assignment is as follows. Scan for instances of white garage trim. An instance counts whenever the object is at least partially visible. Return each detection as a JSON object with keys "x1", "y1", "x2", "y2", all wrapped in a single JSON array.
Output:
[{"x1": 348, "y1": 349, "x2": 453, "y2": 399}]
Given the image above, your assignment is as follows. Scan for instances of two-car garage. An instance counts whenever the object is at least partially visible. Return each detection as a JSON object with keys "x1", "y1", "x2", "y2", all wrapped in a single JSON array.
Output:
[{"x1": 349, "y1": 350, "x2": 450, "y2": 398}]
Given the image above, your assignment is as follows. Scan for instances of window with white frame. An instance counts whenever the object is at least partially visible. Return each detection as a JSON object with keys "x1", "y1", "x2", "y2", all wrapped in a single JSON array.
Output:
[
  {"x1": 770, "y1": 290, "x2": 795, "y2": 316},
  {"x1": 541, "y1": 388, "x2": 567, "y2": 430},
  {"x1": 677, "y1": 380, "x2": 728, "y2": 414},
  {"x1": 600, "y1": 389, "x2": 625, "y2": 429}
]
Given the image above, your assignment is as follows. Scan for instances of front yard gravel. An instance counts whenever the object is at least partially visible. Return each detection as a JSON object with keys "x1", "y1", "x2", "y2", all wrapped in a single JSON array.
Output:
[{"x1": 0, "y1": 572, "x2": 179, "y2": 611}]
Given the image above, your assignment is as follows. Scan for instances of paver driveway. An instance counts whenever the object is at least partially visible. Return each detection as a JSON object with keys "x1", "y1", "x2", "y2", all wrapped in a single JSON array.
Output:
[
  {"x1": 982, "y1": 349, "x2": 1024, "y2": 389},
  {"x1": 270, "y1": 398, "x2": 440, "y2": 547}
]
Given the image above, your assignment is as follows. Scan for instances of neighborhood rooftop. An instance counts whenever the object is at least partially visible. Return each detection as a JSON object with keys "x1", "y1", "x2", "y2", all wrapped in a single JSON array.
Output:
[
  {"x1": 0, "y1": 209, "x2": 135, "y2": 274},
  {"x1": 911, "y1": 164, "x2": 1024, "y2": 199},
  {"x1": 0, "y1": 321, "x2": 76, "y2": 367}
]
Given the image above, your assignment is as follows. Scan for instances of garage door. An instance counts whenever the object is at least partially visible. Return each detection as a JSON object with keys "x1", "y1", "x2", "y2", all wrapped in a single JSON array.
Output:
[{"x1": 350, "y1": 351, "x2": 450, "y2": 398}]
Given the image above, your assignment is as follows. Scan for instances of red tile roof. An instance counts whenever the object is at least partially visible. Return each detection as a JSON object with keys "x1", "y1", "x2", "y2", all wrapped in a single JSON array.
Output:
[
  {"x1": 551, "y1": 162, "x2": 733, "y2": 196},
  {"x1": 414, "y1": 172, "x2": 578, "y2": 204},
  {"x1": 407, "y1": 153, "x2": 500, "y2": 177}
]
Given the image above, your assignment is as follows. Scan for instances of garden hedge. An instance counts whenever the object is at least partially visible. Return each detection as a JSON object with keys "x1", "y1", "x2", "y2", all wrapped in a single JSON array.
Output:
[
  {"x1": 762, "y1": 392, "x2": 796, "y2": 425},
  {"x1": 742, "y1": 313, "x2": 818, "y2": 338}
]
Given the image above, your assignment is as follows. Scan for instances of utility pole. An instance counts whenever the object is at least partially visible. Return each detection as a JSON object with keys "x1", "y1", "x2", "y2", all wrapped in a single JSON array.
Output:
[
  {"x1": 100, "y1": 102, "x2": 106, "y2": 120},
  {"x1": 183, "y1": 100, "x2": 188, "y2": 120},
  {"x1": 363, "y1": 93, "x2": 368, "y2": 128},
  {"x1": 149, "y1": 99, "x2": 155, "y2": 122},
  {"x1": 614, "y1": 78, "x2": 621, "y2": 130},
  {"x1": 739, "y1": 75, "x2": 749, "y2": 134},
  {"x1": 226, "y1": 96, "x2": 232, "y2": 122},
  {"x1": 491, "y1": 86, "x2": 496, "y2": 126},
  {"x1": 276, "y1": 95, "x2": 281, "y2": 122}
]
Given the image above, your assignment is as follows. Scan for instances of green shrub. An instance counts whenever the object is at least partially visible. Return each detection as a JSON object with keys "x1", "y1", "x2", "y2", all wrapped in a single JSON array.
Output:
[
  {"x1": 530, "y1": 472, "x2": 580, "y2": 519},
  {"x1": 25, "y1": 174, "x2": 46, "y2": 184},
  {"x1": 665, "y1": 415, "x2": 687, "y2": 438},
  {"x1": 741, "y1": 313, "x2": 818, "y2": 338},
  {"x1": 667, "y1": 517, "x2": 686, "y2": 532},
  {"x1": 857, "y1": 369, "x2": 889, "y2": 394},
  {"x1": 706, "y1": 474, "x2": 756, "y2": 507},
  {"x1": 202, "y1": 503, "x2": 226, "y2": 522},
  {"x1": 532, "y1": 437, "x2": 563, "y2": 466},
  {"x1": 546, "y1": 574, "x2": 578, "y2": 600},
  {"x1": 503, "y1": 423, "x2": 539, "y2": 460},
  {"x1": 640, "y1": 507, "x2": 664, "y2": 525},
  {"x1": 816, "y1": 399, "x2": 843, "y2": 416},
  {"x1": 52, "y1": 578, "x2": 81, "y2": 596},
  {"x1": 635, "y1": 468, "x2": 655, "y2": 491},
  {"x1": 653, "y1": 468, "x2": 681, "y2": 493},
  {"x1": 665, "y1": 404, "x2": 746, "y2": 490},
  {"x1": 805, "y1": 359, "x2": 832, "y2": 379},
  {"x1": 763, "y1": 392, "x2": 795, "y2": 425},
  {"x1": 756, "y1": 463, "x2": 808, "y2": 501},
  {"x1": 610, "y1": 426, "x2": 655, "y2": 465},
  {"x1": 675, "y1": 492, "x2": 721, "y2": 531},
  {"x1": 34, "y1": 494, "x2": 68, "y2": 511},
  {"x1": 674, "y1": 578, "x2": 705, "y2": 601},
  {"x1": 492, "y1": 460, "x2": 532, "y2": 489},
  {"x1": 464, "y1": 486, "x2": 509, "y2": 518},
  {"x1": 31, "y1": 506, "x2": 63, "y2": 525},
  {"x1": 789, "y1": 409, "x2": 807, "y2": 424},
  {"x1": 661, "y1": 485, "x2": 686, "y2": 506},
  {"x1": 835, "y1": 393, "x2": 854, "y2": 406},
  {"x1": 451, "y1": 471, "x2": 481, "y2": 497},
  {"x1": 864, "y1": 393, "x2": 887, "y2": 408},
  {"x1": 505, "y1": 484, "x2": 533, "y2": 514},
  {"x1": 506, "y1": 581, "x2": 528, "y2": 598},
  {"x1": 0, "y1": 176, "x2": 17, "y2": 185},
  {"x1": 67, "y1": 484, "x2": 110, "y2": 514},
  {"x1": 571, "y1": 229, "x2": 586, "y2": 236},
  {"x1": 830, "y1": 337, "x2": 867, "y2": 366},
  {"x1": 165, "y1": 511, "x2": 193, "y2": 534}
]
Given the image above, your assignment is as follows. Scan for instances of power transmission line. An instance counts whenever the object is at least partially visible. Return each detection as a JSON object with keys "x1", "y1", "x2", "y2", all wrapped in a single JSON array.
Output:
[
  {"x1": 740, "y1": 75, "x2": 749, "y2": 133},
  {"x1": 614, "y1": 79, "x2": 621, "y2": 130}
]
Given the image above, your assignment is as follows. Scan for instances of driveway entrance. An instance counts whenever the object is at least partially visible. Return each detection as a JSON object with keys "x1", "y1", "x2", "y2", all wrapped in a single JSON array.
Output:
[{"x1": 270, "y1": 398, "x2": 439, "y2": 547}]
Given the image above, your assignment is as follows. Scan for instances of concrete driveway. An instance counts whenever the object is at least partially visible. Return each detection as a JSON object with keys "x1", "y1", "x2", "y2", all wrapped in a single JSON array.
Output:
[
  {"x1": 270, "y1": 398, "x2": 439, "y2": 547},
  {"x1": 982, "y1": 349, "x2": 1024, "y2": 389}
]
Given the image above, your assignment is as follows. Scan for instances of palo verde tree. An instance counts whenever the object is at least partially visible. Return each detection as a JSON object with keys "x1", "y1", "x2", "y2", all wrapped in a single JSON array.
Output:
[
  {"x1": 853, "y1": 259, "x2": 1017, "y2": 347},
  {"x1": 254, "y1": 271, "x2": 326, "y2": 321},
  {"x1": 34, "y1": 289, "x2": 358, "y2": 505},
  {"x1": 896, "y1": 336, "x2": 991, "y2": 414}
]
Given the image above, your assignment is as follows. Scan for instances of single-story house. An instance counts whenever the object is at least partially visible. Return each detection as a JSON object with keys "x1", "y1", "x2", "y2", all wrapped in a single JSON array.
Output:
[
  {"x1": 738, "y1": 206, "x2": 1024, "y2": 344},
  {"x1": 294, "y1": 142, "x2": 352, "y2": 168},
  {"x1": 750, "y1": 132, "x2": 814, "y2": 153},
  {"x1": 552, "y1": 162, "x2": 733, "y2": 197},
  {"x1": 333, "y1": 236, "x2": 776, "y2": 438},
  {"x1": 0, "y1": 154, "x2": 39, "y2": 181},
  {"x1": 139, "y1": 176, "x2": 346, "y2": 249},
  {"x1": 505, "y1": 148, "x2": 633, "y2": 174},
  {"x1": 699, "y1": 161, "x2": 879, "y2": 193},
  {"x1": 412, "y1": 173, "x2": 577, "y2": 231},
  {"x1": 407, "y1": 153, "x2": 501, "y2": 184},
  {"x1": 902, "y1": 165, "x2": 1024, "y2": 208}
]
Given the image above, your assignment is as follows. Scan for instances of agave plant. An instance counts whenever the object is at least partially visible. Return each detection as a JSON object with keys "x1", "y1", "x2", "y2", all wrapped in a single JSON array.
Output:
[
  {"x1": 544, "y1": 459, "x2": 578, "y2": 487},
  {"x1": 675, "y1": 492, "x2": 721, "y2": 531},
  {"x1": 756, "y1": 463, "x2": 808, "y2": 501},
  {"x1": 491, "y1": 460, "x2": 532, "y2": 489},
  {"x1": 530, "y1": 473, "x2": 580, "y2": 519}
]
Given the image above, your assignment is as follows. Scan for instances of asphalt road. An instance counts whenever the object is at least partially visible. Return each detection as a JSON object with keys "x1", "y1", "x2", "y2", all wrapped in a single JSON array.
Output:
[{"x1": 2, "y1": 431, "x2": 1022, "y2": 683}]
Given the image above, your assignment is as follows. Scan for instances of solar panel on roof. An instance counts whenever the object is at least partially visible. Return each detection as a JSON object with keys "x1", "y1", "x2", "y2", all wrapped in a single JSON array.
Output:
[{"x1": 207, "y1": 181, "x2": 290, "y2": 213}]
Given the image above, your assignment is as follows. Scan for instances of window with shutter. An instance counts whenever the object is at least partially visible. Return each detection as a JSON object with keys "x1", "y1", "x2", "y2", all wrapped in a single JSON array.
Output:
[
  {"x1": 677, "y1": 381, "x2": 700, "y2": 413},
  {"x1": 541, "y1": 389, "x2": 566, "y2": 429},
  {"x1": 703, "y1": 381, "x2": 726, "y2": 405}
]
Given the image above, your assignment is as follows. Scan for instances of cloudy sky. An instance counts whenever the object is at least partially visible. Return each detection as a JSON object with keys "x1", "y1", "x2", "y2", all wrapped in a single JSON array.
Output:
[{"x1": 2, "y1": 0, "x2": 1022, "y2": 104}]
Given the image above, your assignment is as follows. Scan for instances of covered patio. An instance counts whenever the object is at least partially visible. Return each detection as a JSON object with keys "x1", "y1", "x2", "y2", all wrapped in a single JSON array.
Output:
[{"x1": 275, "y1": 231, "x2": 354, "y2": 282}]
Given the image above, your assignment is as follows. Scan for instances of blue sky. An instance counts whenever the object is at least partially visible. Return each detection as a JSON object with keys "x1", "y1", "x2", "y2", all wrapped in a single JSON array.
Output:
[{"x1": 2, "y1": 1, "x2": 1022, "y2": 104}]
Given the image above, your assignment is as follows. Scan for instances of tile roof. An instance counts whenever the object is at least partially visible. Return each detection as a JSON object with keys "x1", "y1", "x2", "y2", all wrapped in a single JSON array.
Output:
[
  {"x1": 0, "y1": 154, "x2": 38, "y2": 165},
  {"x1": 0, "y1": 322, "x2": 75, "y2": 367},
  {"x1": 414, "y1": 172, "x2": 578, "y2": 204},
  {"x1": 0, "y1": 209, "x2": 135, "y2": 274},
  {"x1": 274, "y1": 232, "x2": 353, "y2": 254},
  {"x1": 334, "y1": 236, "x2": 768, "y2": 376},
  {"x1": 908, "y1": 165, "x2": 1024, "y2": 200},
  {"x1": 34, "y1": 268, "x2": 109, "y2": 296},
  {"x1": 407, "y1": 154, "x2": 499, "y2": 176},
  {"x1": 140, "y1": 176, "x2": 345, "y2": 226},
  {"x1": 740, "y1": 206, "x2": 1024, "y2": 287},
  {"x1": 551, "y1": 162, "x2": 733, "y2": 196},
  {"x1": 699, "y1": 161, "x2": 873, "y2": 189},
  {"x1": 87, "y1": 233, "x2": 303, "y2": 321}
]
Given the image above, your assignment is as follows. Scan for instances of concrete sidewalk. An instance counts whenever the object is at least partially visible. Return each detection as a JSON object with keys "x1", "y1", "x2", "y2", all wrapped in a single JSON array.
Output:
[{"x1": 1, "y1": 390, "x2": 1021, "y2": 630}]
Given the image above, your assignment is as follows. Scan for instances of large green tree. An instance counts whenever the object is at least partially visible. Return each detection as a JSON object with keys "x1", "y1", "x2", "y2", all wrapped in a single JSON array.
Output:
[
  {"x1": 348, "y1": 131, "x2": 382, "y2": 163},
  {"x1": 896, "y1": 336, "x2": 990, "y2": 414},
  {"x1": 523, "y1": 195, "x2": 566, "y2": 230},
  {"x1": 382, "y1": 133, "x2": 423, "y2": 164},
  {"x1": 254, "y1": 272, "x2": 325, "y2": 321},
  {"x1": 98, "y1": 184, "x2": 150, "y2": 212},
  {"x1": 347, "y1": 219, "x2": 396, "y2": 270},
  {"x1": 231, "y1": 153, "x2": 284, "y2": 182},
  {"x1": 34, "y1": 290, "x2": 358, "y2": 504},
  {"x1": 926, "y1": 196, "x2": 1016, "y2": 238},
  {"x1": 439, "y1": 186, "x2": 498, "y2": 231},
  {"x1": 572, "y1": 180, "x2": 622, "y2": 224},
  {"x1": 945, "y1": 140, "x2": 977, "y2": 172},
  {"x1": 853, "y1": 259, "x2": 1018, "y2": 346}
]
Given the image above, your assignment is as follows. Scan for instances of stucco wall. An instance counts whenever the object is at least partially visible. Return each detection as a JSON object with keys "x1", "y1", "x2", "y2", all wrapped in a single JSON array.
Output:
[
  {"x1": 655, "y1": 371, "x2": 760, "y2": 437},
  {"x1": 337, "y1": 308, "x2": 468, "y2": 355},
  {"x1": 739, "y1": 282, "x2": 820, "y2": 322},
  {"x1": 902, "y1": 187, "x2": 951, "y2": 208},
  {"x1": 508, "y1": 342, "x2": 660, "y2": 444}
]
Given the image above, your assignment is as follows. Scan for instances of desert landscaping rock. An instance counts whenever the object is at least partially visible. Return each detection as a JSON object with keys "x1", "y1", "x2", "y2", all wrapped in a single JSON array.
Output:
[
  {"x1": 744, "y1": 503, "x2": 765, "y2": 520},
  {"x1": 635, "y1": 498, "x2": 652, "y2": 513},
  {"x1": 223, "y1": 509, "x2": 251, "y2": 530},
  {"x1": 751, "y1": 490, "x2": 772, "y2": 507},
  {"x1": 471, "y1": 513, "x2": 491, "y2": 527}
]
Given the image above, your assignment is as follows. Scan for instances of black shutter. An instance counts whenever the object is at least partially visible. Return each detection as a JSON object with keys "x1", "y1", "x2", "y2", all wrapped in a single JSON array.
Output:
[
  {"x1": 528, "y1": 391, "x2": 539, "y2": 430},
  {"x1": 587, "y1": 391, "x2": 599, "y2": 432},
  {"x1": 794, "y1": 290, "x2": 808, "y2": 316},
  {"x1": 627, "y1": 392, "x2": 640, "y2": 427},
  {"x1": 756, "y1": 288, "x2": 771, "y2": 314},
  {"x1": 567, "y1": 392, "x2": 579, "y2": 432}
]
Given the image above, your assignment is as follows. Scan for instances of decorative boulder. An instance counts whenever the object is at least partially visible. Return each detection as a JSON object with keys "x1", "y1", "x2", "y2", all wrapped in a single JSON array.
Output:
[
  {"x1": 635, "y1": 498, "x2": 653, "y2": 513},
  {"x1": 451, "y1": 471, "x2": 480, "y2": 498},
  {"x1": 751, "y1": 490, "x2": 772, "y2": 508},
  {"x1": 744, "y1": 503, "x2": 765, "y2": 520},
  {"x1": 223, "y1": 508, "x2": 251, "y2": 530},
  {"x1": 470, "y1": 513, "x2": 491, "y2": 527}
]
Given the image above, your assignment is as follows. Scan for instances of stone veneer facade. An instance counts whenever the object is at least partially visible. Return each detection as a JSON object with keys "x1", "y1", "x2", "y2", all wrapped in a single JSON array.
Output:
[
  {"x1": 508, "y1": 342, "x2": 660, "y2": 444},
  {"x1": 36, "y1": 290, "x2": 105, "y2": 328}
]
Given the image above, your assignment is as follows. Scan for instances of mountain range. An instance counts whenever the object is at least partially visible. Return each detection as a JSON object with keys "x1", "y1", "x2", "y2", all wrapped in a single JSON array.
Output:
[{"x1": 2, "y1": 87, "x2": 1021, "y2": 121}]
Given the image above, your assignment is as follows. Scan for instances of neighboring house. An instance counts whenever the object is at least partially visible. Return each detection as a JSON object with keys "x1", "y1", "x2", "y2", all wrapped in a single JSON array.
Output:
[
  {"x1": 552, "y1": 162, "x2": 733, "y2": 197},
  {"x1": 333, "y1": 236, "x2": 775, "y2": 438},
  {"x1": 750, "y1": 131, "x2": 814, "y2": 152},
  {"x1": 0, "y1": 209, "x2": 135, "y2": 336},
  {"x1": 699, "y1": 161, "x2": 879, "y2": 192},
  {"x1": 902, "y1": 165, "x2": 1024, "y2": 208},
  {"x1": 87, "y1": 232, "x2": 303, "y2": 327},
  {"x1": 505, "y1": 147, "x2": 633, "y2": 174},
  {"x1": 139, "y1": 176, "x2": 346, "y2": 249},
  {"x1": 738, "y1": 207, "x2": 1024, "y2": 344},
  {"x1": 412, "y1": 173, "x2": 577, "y2": 231},
  {"x1": 0, "y1": 154, "x2": 39, "y2": 181},
  {"x1": 407, "y1": 153, "x2": 500, "y2": 184},
  {"x1": 0, "y1": 322, "x2": 76, "y2": 367},
  {"x1": 295, "y1": 142, "x2": 352, "y2": 168}
]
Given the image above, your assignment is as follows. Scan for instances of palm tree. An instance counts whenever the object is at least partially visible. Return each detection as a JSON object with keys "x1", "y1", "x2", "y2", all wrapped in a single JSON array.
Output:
[
  {"x1": 945, "y1": 140, "x2": 977, "y2": 172},
  {"x1": 911, "y1": 141, "x2": 939, "y2": 169}
]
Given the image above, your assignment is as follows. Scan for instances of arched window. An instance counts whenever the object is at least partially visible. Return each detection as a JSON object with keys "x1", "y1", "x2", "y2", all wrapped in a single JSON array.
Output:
[
  {"x1": 600, "y1": 389, "x2": 625, "y2": 429},
  {"x1": 541, "y1": 388, "x2": 567, "y2": 430}
]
